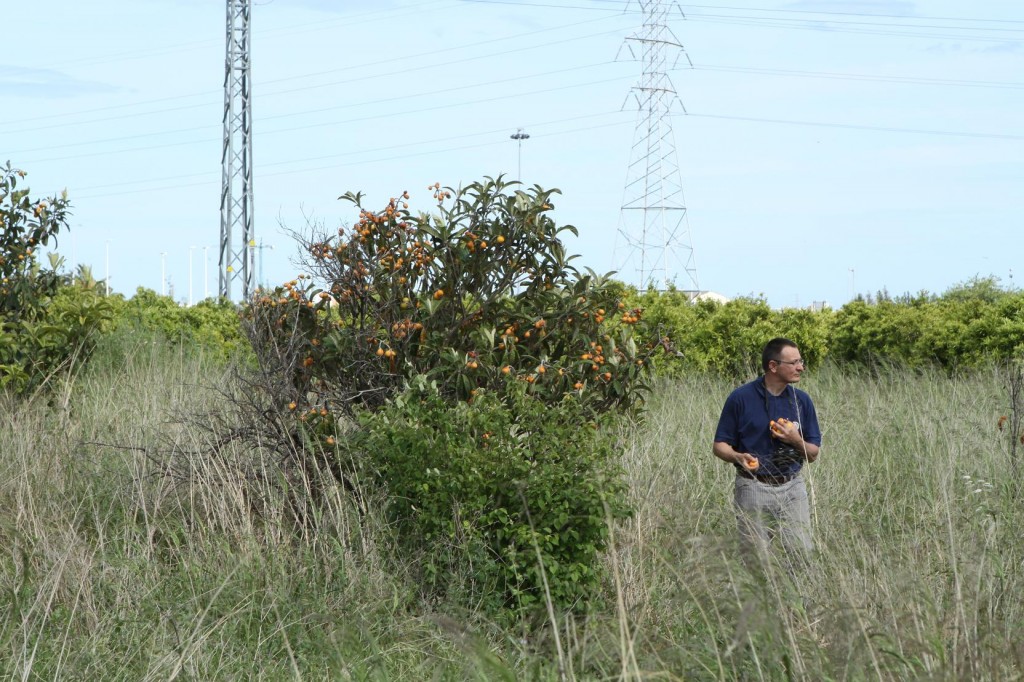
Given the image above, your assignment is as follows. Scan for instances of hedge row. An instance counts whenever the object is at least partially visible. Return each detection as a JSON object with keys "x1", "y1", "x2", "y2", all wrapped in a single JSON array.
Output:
[
  {"x1": 630, "y1": 278, "x2": 1024, "y2": 376},
  {"x1": 7, "y1": 274, "x2": 1020, "y2": 392}
]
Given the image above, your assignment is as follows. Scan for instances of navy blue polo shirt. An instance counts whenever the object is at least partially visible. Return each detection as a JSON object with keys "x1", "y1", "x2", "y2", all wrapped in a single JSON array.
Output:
[{"x1": 714, "y1": 377, "x2": 822, "y2": 478}]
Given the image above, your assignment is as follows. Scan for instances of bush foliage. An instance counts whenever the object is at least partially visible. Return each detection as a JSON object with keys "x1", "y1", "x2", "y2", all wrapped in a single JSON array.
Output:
[
  {"x1": 110, "y1": 287, "x2": 247, "y2": 361},
  {"x1": 355, "y1": 380, "x2": 629, "y2": 616},
  {"x1": 829, "y1": 281, "x2": 1024, "y2": 367},
  {"x1": 0, "y1": 163, "x2": 243, "y2": 393},
  {"x1": 0, "y1": 165, "x2": 117, "y2": 392},
  {"x1": 233, "y1": 177, "x2": 654, "y2": 615},
  {"x1": 244, "y1": 177, "x2": 655, "y2": 419},
  {"x1": 629, "y1": 288, "x2": 833, "y2": 376},
  {"x1": 630, "y1": 277, "x2": 1023, "y2": 376}
]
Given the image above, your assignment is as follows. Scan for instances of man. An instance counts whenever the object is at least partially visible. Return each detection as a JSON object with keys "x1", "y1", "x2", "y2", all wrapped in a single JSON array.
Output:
[{"x1": 713, "y1": 337, "x2": 822, "y2": 564}]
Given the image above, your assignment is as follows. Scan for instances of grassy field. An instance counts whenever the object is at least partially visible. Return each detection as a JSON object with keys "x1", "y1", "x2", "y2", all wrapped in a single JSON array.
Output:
[{"x1": 1, "y1": 332, "x2": 1021, "y2": 680}]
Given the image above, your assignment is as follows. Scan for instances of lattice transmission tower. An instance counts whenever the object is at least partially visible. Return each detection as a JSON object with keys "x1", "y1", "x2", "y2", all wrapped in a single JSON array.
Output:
[
  {"x1": 219, "y1": 0, "x2": 255, "y2": 300},
  {"x1": 616, "y1": 0, "x2": 698, "y2": 292}
]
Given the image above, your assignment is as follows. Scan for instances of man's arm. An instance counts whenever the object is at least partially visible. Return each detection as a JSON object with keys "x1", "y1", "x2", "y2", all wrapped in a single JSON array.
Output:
[{"x1": 713, "y1": 441, "x2": 759, "y2": 469}]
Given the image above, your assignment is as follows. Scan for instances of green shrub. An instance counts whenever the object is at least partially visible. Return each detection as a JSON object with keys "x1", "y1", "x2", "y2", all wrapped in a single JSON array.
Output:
[
  {"x1": 631, "y1": 288, "x2": 831, "y2": 377},
  {"x1": 627, "y1": 277, "x2": 1021, "y2": 375},
  {"x1": 243, "y1": 178, "x2": 655, "y2": 422},
  {"x1": 111, "y1": 287, "x2": 248, "y2": 361},
  {"x1": 0, "y1": 164, "x2": 86, "y2": 392},
  {"x1": 830, "y1": 280, "x2": 1024, "y2": 368},
  {"x1": 352, "y1": 379, "x2": 629, "y2": 617},
  {"x1": 0, "y1": 163, "x2": 71, "y2": 318},
  {"x1": 221, "y1": 178, "x2": 653, "y2": 619}
]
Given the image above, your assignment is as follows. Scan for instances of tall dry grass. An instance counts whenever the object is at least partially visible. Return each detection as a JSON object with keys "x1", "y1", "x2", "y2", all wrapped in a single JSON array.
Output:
[
  {"x1": 610, "y1": 365, "x2": 1023, "y2": 680},
  {"x1": 1, "y1": 332, "x2": 1021, "y2": 680}
]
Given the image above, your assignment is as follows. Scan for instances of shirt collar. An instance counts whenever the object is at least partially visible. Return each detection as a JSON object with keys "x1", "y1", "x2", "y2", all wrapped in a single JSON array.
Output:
[{"x1": 759, "y1": 376, "x2": 790, "y2": 399}]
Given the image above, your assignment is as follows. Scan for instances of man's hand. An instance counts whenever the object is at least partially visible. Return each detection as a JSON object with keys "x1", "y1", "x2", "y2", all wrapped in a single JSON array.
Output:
[
  {"x1": 713, "y1": 441, "x2": 760, "y2": 469},
  {"x1": 737, "y1": 452, "x2": 760, "y2": 471},
  {"x1": 770, "y1": 418, "x2": 802, "y2": 446},
  {"x1": 769, "y1": 418, "x2": 820, "y2": 464}
]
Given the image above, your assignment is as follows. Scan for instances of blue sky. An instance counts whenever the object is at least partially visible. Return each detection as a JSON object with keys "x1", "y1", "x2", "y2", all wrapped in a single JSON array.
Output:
[{"x1": 2, "y1": 0, "x2": 1021, "y2": 308}]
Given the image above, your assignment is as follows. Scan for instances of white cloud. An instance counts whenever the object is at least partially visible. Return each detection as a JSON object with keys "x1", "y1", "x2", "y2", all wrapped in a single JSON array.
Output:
[{"x1": 0, "y1": 67, "x2": 122, "y2": 99}]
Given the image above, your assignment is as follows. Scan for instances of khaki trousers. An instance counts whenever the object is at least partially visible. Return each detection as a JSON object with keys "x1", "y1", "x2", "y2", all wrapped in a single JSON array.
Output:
[{"x1": 734, "y1": 473, "x2": 813, "y2": 564}]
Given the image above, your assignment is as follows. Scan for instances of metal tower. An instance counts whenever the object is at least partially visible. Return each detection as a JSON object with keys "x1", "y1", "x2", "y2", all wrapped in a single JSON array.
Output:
[
  {"x1": 617, "y1": 0, "x2": 698, "y2": 293},
  {"x1": 219, "y1": 0, "x2": 254, "y2": 300}
]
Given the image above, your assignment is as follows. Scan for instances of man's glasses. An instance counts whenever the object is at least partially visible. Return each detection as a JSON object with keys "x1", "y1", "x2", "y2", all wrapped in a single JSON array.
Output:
[{"x1": 775, "y1": 359, "x2": 805, "y2": 367}]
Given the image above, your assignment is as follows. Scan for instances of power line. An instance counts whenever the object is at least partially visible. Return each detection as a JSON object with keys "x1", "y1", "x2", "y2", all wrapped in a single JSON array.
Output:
[
  {"x1": 7, "y1": 1, "x2": 1020, "y2": 210},
  {"x1": 461, "y1": 0, "x2": 1024, "y2": 39},
  {"x1": 6, "y1": 2, "x2": 1013, "y2": 147},
  {"x1": 0, "y1": 15, "x2": 624, "y2": 132},
  {"x1": 72, "y1": 114, "x2": 635, "y2": 199},
  {"x1": 256, "y1": 26, "x2": 626, "y2": 98},
  {"x1": 0, "y1": 0, "x2": 457, "y2": 76},
  {"x1": 650, "y1": 3, "x2": 1024, "y2": 26},
  {"x1": 42, "y1": 101, "x2": 1024, "y2": 192},
  {"x1": 687, "y1": 13, "x2": 1024, "y2": 33},
  {"x1": 684, "y1": 15, "x2": 1023, "y2": 43},
  {"x1": 693, "y1": 63, "x2": 1024, "y2": 90},
  {"x1": 465, "y1": 0, "x2": 1024, "y2": 26},
  {"x1": 683, "y1": 112, "x2": 1024, "y2": 141},
  {"x1": 11, "y1": 70, "x2": 635, "y2": 164},
  {"x1": 9, "y1": 44, "x2": 1020, "y2": 145},
  {"x1": 460, "y1": 0, "x2": 634, "y2": 10},
  {"x1": 67, "y1": 105, "x2": 1024, "y2": 202}
]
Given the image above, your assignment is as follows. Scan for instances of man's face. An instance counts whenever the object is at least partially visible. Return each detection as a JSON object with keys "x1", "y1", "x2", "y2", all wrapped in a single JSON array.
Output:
[{"x1": 771, "y1": 345, "x2": 805, "y2": 383}]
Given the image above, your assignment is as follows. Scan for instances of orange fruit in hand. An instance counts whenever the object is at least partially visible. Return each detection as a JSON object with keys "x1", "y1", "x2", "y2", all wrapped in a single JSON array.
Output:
[{"x1": 745, "y1": 457, "x2": 759, "y2": 471}]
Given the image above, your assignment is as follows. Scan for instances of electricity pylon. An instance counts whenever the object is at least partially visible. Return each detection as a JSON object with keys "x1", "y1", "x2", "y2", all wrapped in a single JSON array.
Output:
[
  {"x1": 219, "y1": 0, "x2": 254, "y2": 300},
  {"x1": 617, "y1": 0, "x2": 699, "y2": 293}
]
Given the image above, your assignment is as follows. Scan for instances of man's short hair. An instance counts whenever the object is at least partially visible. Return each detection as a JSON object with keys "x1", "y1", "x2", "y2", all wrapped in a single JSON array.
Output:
[{"x1": 762, "y1": 337, "x2": 798, "y2": 372}]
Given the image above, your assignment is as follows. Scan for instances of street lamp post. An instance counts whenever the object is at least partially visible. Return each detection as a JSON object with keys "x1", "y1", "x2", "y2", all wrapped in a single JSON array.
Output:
[
  {"x1": 255, "y1": 239, "x2": 274, "y2": 290},
  {"x1": 510, "y1": 128, "x2": 530, "y2": 181},
  {"x1": 188, "y1": 246, "x2": 196, "y2": 306}
]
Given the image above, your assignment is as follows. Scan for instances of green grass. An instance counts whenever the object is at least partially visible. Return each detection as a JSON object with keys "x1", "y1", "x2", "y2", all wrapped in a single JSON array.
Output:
[{"x1": 1, "y1": 333, "x2": 1021, "y2": 680}]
